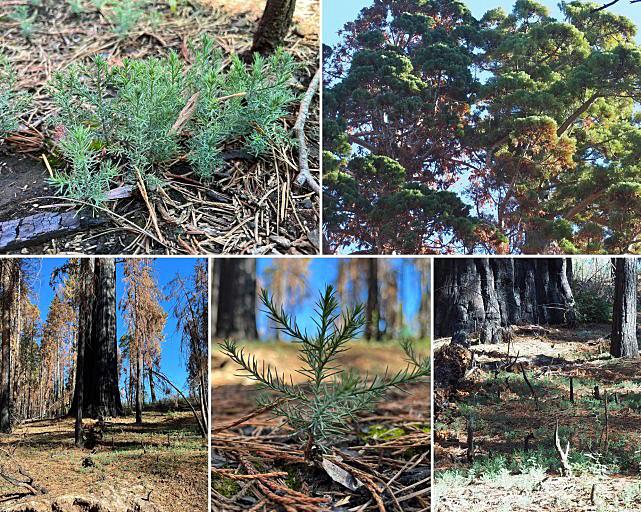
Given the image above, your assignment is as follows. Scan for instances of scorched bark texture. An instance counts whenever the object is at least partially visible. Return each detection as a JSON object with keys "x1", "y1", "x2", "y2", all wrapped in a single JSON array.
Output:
[
  {"x1": 610, "y1": 258, "x2": 639, "y2": 359},
  {"x1": 435, "y1": 258, "x2": 576, "y2": 343}
]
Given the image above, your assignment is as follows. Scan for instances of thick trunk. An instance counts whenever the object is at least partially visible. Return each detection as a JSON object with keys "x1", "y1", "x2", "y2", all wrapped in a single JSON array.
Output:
[
  {"x1": 0, "y1": 261, "x2": 14, "y2": 432},
  {"x1": 71, "y1": 259, "x2": 123, "y2": 418},
  {"x1": 251, "y1": 0, "x2": 296, "y2": 55},
  {"x1": 611, "y1": 258, "x2": 639, "y2": 358},
  {"x1": 435, "y1": 258, "x2": 576, "y2": 343},
  {"x1": 215, "y1": 259, "x2": 257, "y2": 340},
  {"x1": 74, "y1": 259, "x2": 93, "y2": 446}
]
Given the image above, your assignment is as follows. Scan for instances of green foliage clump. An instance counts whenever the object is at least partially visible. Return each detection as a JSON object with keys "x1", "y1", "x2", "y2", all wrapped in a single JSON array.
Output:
[
  {"x1": 219, "y1": 286, "x2": 429, "y2": 455},
  {"x1": 10, "y1": 6, "x2": 37, "y2": 39},
  {"x1": 66, "y1": 0, "x2": 86, "y2": 14},
  {"x1": 324, "y1": 154, "x2": 489, "y2": 254},
  {"x1": 187, "y1": 39, "x2": 297, "y2": 179},
  {"x1": 0, "y1": 58, "x2": 30, "y2": 139},
  {"x1": 109, "y1": 0, "x2": 147, "y2": 38},
  {"x1": 50, "y1": 37, "x2": 297, "y2": 203},
  {"x1": 574, "y1": 288, "x2": 612, "y2": 324},
  {"x1": 50, "y1": 125, "x2": 119, "y2": 204}
]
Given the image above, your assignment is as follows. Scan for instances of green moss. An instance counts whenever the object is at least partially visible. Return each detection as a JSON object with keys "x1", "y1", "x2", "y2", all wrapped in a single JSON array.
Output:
[
  {"x1": 212, "y1": 476, "x2": 240, "y2": 497},
  {"x1": 285, "y1": 469, "x2": 302, "y2": 491},
  {"x1": 366, "y1": 424, "x2": 407, "y2": 441}
]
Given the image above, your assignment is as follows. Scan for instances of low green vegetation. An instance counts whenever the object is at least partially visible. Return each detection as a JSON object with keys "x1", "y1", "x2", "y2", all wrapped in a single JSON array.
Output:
[
  {"x1": 0, "y1": 58, "x2": 30, "y2": 139},
  {"x1": 49, "y1": 36, "x2": 297, "y2": 204},
  {"x1": 10, "y1": 5, "x2": 37, "y2": 39},
  {"x1": 219, "y1": 286, "x2": 430, "y2": 457}
]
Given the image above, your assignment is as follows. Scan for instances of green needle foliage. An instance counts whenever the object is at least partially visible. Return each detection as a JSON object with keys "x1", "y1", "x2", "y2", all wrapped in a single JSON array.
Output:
[
  {"x1": 50, "y1": 36, "x2": 297, "y2": 203},
  {"x1": 0, "y1": 57, "x2": 30, "y2": 140},
  {"x1": 219, "y1": 286, "x2": 430, "y2": 456},
  {"x1": 10, "y1": 5, "x2": 37, "y2": 39},
  {"x1": 51, "y1": 125, "x2": 120, "y2": 204},
  {"x1": 109, "y1": 0, "x2": 146, "y2": 38},
  {"x1": 187, "y1": 38, "x2": 297, "y2": 179},
  {"x1": 325, "y1": 0, "x2": 641, "y2": 254}
]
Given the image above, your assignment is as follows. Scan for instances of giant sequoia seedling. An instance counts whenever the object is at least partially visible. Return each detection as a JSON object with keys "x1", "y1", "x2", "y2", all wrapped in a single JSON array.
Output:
[
  {"x1": 49, "y1": 36, "x2": 297, "y2": 203},
  {"x1": 0, "y1": 57, "x2": 30, "y2": 140},
  {"x1": 220, "y1": 286, "x2": 430, "y2": 457}
]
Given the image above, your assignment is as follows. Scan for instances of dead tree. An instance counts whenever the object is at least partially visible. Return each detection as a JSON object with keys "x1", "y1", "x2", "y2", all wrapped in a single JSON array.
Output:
[
  {"x1": 610, "y1": 258, "x2": 639, "y2": 358},
  {"x1": 252, "y1": 0, "x2": 296, "y2": 55},
  {"x1": 554, "y1": 420, "x2": 572, "y2": 477},
  {"x1": 435, "y1": 258, "x2": 576, "y2": 343}
]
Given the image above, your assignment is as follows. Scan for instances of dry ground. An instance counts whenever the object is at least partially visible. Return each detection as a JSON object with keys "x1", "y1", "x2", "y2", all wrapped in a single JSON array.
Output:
[
  {"x1": 434, "y1": 326, "x2": 641, "y2": 512},
  {"x1": 0, "y1": 410, "x2": 207, "y2": 512},
  {"x1": 211, "y1": 340, "x2": 431, "y2": 511}
]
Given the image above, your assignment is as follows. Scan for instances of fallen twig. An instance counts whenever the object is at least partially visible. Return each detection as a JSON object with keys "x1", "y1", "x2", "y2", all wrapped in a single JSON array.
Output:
[{"x1": 293, "y1": 67, "x2": 320, "y2": 194}]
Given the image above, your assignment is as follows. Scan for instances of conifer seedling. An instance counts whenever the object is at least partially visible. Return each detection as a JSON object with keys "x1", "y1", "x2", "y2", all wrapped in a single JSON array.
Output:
[{"x1": 220, "y1": 285, "x2": 430, "y2": 459}]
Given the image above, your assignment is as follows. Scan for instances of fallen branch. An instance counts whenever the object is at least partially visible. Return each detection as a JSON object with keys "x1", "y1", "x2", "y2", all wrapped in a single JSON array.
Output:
[
  {"x1": 0, "y1": 449, "x2": 47, "y2": 496},
  {"x1": 293, "y1": 68, "x2": 320, "y2": 195},
  {"x1": 149, "y1": 369, "x2": 207, "y2": 438}
]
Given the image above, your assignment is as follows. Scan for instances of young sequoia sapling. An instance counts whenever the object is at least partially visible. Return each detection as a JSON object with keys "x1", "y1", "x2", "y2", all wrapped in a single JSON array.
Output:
[
  {"x1": 220, "y1": 285, "x2": 430, "y2": 459},
  {"x1": 0, "y1": 57, "x2": 30, "y2": 139}
]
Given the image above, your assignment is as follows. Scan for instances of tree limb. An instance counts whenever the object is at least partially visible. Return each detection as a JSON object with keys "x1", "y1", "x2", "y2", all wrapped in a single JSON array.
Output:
[{"x1": 293, "y1": 67, "x2": 321, "y2": 194}]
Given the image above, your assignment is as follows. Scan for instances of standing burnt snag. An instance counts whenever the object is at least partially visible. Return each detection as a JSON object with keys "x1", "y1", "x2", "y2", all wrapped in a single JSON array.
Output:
[{"x1": 252, "y1": 0, "x2": 297, "y2": 55}]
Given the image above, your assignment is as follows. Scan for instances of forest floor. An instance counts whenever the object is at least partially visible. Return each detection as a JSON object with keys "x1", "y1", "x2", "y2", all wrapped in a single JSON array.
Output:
[
  {"x1": 434, "y1": 324, "x2": 641, "y2": 512},
  {"x1": 211, "y1": 340, "x2": 431, "y2": 511},
  {"x1": 0, "y1": 409, "x2": 207, "y2": 512},
  {"x1": 0, "y1": 0, "x2": 319, "y2": 255}
]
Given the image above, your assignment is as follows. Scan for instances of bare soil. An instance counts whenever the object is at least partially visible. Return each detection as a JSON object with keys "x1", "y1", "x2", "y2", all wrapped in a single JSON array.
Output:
[
  {"x1": 434, "y1": 326, "x2": 641, "y2": 512},
  {"x1": 0, "y1": 410, "x2": 207, "y2": 512}
]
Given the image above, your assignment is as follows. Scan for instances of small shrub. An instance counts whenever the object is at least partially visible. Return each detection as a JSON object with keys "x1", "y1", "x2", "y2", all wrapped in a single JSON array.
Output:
[
  {"x1": 66, "y1": 0, "x2": 86, "y2": 14},
  {"x1": 0, "y1": 58, "x2": 30, "y2": 138},
  {"x1": 10, "y1": 6, "x2": 37, "y2": 39},
  {"x1": 50, "y1": 125, "x2": 119, "y2": 204},
  {"x1": 50, "y1": 38, "x2": 298, "y2": 204},
  {"x1": 187, "y1": 38, "x2": 298, "y2": 179},
  {"x1": 575, "y1": 287, "x2": 612, "y2": 323},
  {"x1": 219, "y1": 286, "x2": 429, "y2": 456},
  {"x1": 109, "y1": 0, "x2": 146, "y2": 38}
]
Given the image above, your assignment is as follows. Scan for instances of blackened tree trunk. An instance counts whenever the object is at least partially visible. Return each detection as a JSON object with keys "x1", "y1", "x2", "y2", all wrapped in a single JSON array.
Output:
[
  {"x1": 215, "y1": 259, "x2": 258, "y2": 340},
  {"x1": 435, "y1": 258, "x2": 576, "y2": 344},
  {"x1": 611, "y1": 258, "x2": 639, "y2": 358},
  {"x1": 0, "y1": 261, "x2": 16, "y2": 433},
  {"x1": 74, "y1": 259, "x2": 93, "y2": 446},
  {"x1": 418, "y1": 260, "x2": 431, "y2": 339},
  {"x1": 148, "y1": 368, "x2": 156, "y2": 403},
  {"x1": 251, "y1": 0, "x2": 296, "y2": 55},
  {"x1": 211, "y1": 260, "x2": 220, "y2": 339},
  {"x1": 135, "y1": 345, "x2": 142, "y2": 424},
  {"x1": 365, "y1": 259, "x2": 381, "y2": 340},
  {"x1": 72, "y1": 259, "x2": 123, "y2": 418}
]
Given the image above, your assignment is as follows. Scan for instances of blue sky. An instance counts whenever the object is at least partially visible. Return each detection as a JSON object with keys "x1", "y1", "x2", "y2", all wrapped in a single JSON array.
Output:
[
  {"x1": 323, "y1": 0, "x2": 641, "y2": 46},
  {"x1": 32, "y1": 258, "x2": 201, "y2": 396},
  {"x1": 255, "y1": 258, "x2": 428, "y2": 338}
]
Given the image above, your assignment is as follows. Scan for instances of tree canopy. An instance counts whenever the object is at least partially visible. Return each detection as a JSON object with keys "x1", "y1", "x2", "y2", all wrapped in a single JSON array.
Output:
[{"x1": 324, "y1": 0, "x2": 641, "y2": 254}]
